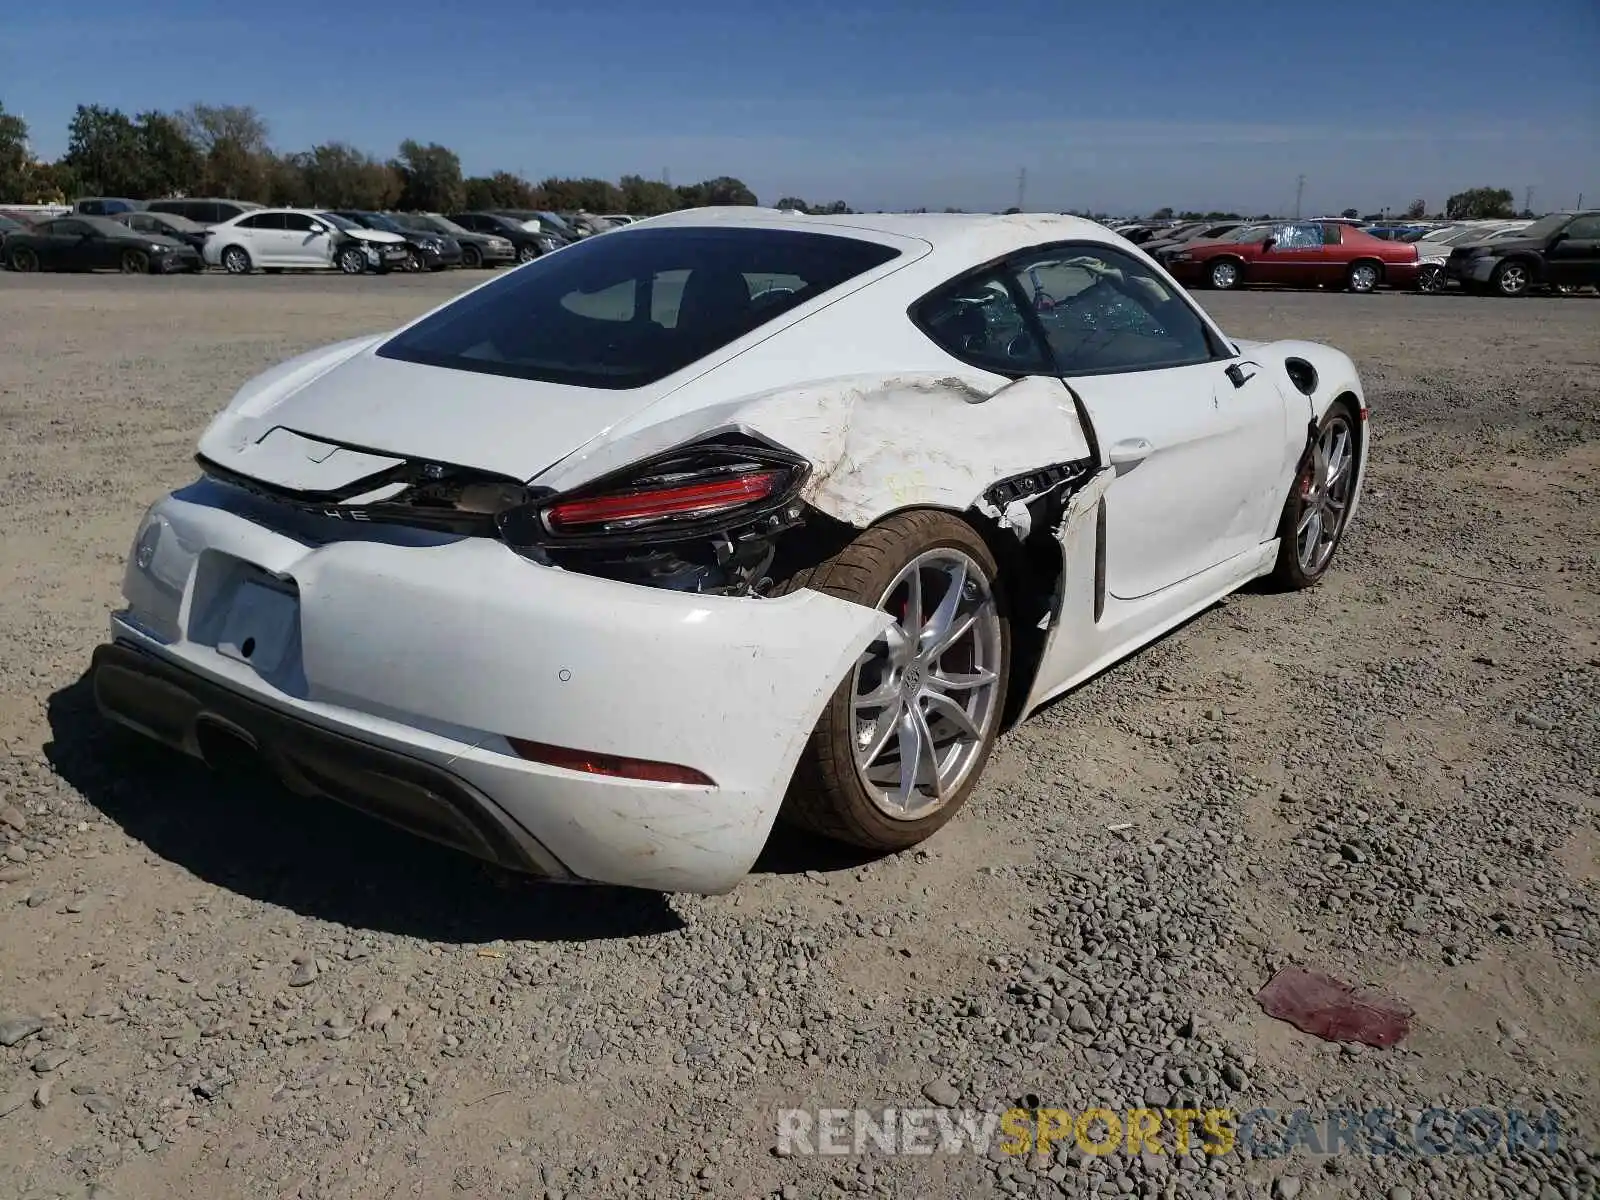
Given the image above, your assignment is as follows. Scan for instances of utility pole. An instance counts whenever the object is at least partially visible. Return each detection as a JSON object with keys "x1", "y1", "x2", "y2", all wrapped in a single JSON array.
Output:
[
  {"x1": 1294, "y1": 174, "x2": 1306, "y2": 219},
  {"x1": 662, "y1": 167, "x2": 670, "y2": 186},
  {"x1": 1016, "y1": 167, "x2": 1027, "y2": 212},
  {"x1": 1524, "y1": 186, "x2": 1534, "y2": 215}
]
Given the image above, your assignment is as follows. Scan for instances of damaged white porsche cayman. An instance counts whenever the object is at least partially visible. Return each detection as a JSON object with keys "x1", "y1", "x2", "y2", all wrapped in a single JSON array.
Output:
[{"x1": 93, "y1": 209, "x2": 1368, "y2": 893}]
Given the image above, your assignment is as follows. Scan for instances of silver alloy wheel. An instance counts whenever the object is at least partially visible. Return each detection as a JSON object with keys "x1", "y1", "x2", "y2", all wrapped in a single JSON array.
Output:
[
  {"x1": 1295, "y1": 412, "x2": 1355, "y2": 575},
  {"x1": 222, "y1": 247, "x2": 249, "y2": 274},
  {"x1": 850, "y1": 549, "x2": 1004, "y2": 820},
  {"x1": 1495, "y1": 262, "x2": 1528, "y2": 295},
  {"x1": 1210, "y1": 260, "x2": 1239, "y2": 289},
  {"x1": 338, "y1": 248, "x2": 366, "y2": 275},
  {"x1": 1349, "y1": 263, "x2": 1379, "y2": 292},
  {"x1": 517, "y1": 245, "x2": 538, "y2": 263},
  {"x1": 1417, "y1": 264, "x2": 1445, "y2": 293}
]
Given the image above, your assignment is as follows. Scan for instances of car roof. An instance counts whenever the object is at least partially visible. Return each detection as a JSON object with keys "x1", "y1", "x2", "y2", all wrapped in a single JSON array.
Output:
[{"x1": 630, "y1": 207, "x2": 1124, "y2": 265}]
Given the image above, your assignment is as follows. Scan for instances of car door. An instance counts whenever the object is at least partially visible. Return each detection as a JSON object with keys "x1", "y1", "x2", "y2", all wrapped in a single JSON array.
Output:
[
  {"x1": 227, "y1": 213, "x2": 278, "y2": 263},
  {"x1": 1254, "y1": 222, "x2": 1325, "y2": 285},
  {"x1": 1010, "y1": 244, "x2": 1295, "y2": 598},
  {"x1": 49, "y1": 219, "x2": 104, "y2": 270},
  {"x1": 281, "y1": 212, "x2": 333, "y2": 267},
  {"x1": 1545, "y1": 214, "x2": 1600, "y2": 286}
]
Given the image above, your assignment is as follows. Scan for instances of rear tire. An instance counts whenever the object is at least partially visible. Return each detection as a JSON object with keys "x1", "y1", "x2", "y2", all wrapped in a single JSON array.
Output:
[
  {"x1": 1345, "y1": 260, "x2": 1381, "y2": 293},
  {"x1": 9, "y1": 246, "x2": 39, "y2": 272},
  {"x1": 775, "y1": 511, "x2": 1011, "y2": 852},
  {"x1": 1269, "y1": 399, "x2": 1360, "y2": 590}
]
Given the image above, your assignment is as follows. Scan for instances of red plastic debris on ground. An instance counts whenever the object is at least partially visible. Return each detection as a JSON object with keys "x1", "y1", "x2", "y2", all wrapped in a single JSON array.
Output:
[{"x1": 1255, "y1": 966, "x2": 1413, "y2": 1047}]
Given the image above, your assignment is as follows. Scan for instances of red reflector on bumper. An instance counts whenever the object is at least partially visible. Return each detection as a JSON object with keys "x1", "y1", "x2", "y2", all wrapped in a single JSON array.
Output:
[{"x1": 506, "y1": 737, "x2": 715, "y2": 786}]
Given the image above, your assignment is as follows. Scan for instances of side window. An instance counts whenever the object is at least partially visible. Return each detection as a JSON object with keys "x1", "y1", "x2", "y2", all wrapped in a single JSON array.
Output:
[
  {"x1": 78, "y1": 201, "x2": 105, "y2": 216},
  {"x1": 1563, "y1": 215, "x2": 1600, "y2": 239},
  {"x1": 281, "y1": 213, "x2": 317, "y2": 233},
  {"x1": 1010, "y1": 246, "x2": 1216, "y2": 375},
  {"x1": 55, "y1": 220, "x2": 90, "y2": 236},
  {"x1": 914, "y1": 272, "x2": 1051, "y2": 375},
  {"x1": 1321, "y1": 223, "x2": 1343, "y2": 245},
  {"x1": 1274, "y1": 224, "x2": 1322, "y2": 249},
  {"x1": 237, "y1": 213, "x2": 278, "y2": 230}
]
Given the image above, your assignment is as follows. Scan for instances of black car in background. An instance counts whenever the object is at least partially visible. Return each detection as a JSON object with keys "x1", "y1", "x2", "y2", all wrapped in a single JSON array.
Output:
[
  {"x1": 446, "y1": 211, "x2": 560, "y2": 263},
  {"x1": 1445, "y1": 210, "x2": 1600, "y2": 296},
  {"x1": 328, "y1": 210, "x2": 463, "y2": 271},
  {"x1": 115, "y1": 210, "x2": 211, "y2": 256},
  {"x1": 4, "y1": 215, "x2": 202, "y2": 274},
  {"x1": 387, "y1": 212, "x2": 516, "y2": 268}
]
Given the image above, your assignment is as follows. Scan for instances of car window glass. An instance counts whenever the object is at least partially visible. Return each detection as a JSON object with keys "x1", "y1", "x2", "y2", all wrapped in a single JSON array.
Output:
[
  {"x1": 281, "y1": 213, "x2": 317, "y2": 232},
  {"x1": 237, "y1": 214, "x2": 270, "y2": 230},
  {"x1": 1321, "y1": 224, "x2": 1343, "y2": 245},
  {"x1": 562, "y1": 279, "x2": 636, "y2": 322},
  {"x1": 378, "y1": 227, "x2": 898, "y2": 390},
  {"x1": 1011, "y1": 246, "x2": 1215, "y2": 375},
  {"x1": 55, "y1": 220, "x2": 91, "y2": 236},
  {"x1": 915, "y1": 273, "x2": 1050, "y2": 375},
  {"x1": 1564, "y1": 215, "x2": 1600, "y2": 239},
  {"x1": 1274, "y1": 224, "x2": 1322, "y2": 249}
]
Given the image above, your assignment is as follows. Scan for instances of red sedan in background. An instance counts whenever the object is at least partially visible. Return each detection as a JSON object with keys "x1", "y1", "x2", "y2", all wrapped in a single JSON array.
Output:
[{"x1": 1161, "y1": 220, "x2": 1422, "y2": 293}]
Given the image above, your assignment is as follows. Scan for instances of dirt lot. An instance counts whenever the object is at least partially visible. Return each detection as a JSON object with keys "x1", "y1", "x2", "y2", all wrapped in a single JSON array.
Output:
[{"x1": 0, "y1": 274, "x2": 1595, "y2": 1200}]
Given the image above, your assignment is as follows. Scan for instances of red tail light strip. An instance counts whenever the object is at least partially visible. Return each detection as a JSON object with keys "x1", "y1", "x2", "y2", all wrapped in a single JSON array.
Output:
[
  {"x1": 507, "y1": 737, "x2": 715, "y2": 786},
  {"x1": 544, "y1": 470, "x2": 785, "y2": 531}
]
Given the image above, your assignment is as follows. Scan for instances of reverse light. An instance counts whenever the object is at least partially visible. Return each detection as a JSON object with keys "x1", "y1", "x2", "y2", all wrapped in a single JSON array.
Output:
[
  {"x1": 544, "y1": 470, "x2": 786, "y2": 533},
  {"x1": 506, "y1": 737, "x2": 714, "y2": 785}
]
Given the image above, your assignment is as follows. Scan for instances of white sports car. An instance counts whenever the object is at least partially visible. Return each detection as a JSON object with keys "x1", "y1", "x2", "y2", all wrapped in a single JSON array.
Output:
[{"x1": 93, "y1": 209, "x2": 1368, "y2": 893}]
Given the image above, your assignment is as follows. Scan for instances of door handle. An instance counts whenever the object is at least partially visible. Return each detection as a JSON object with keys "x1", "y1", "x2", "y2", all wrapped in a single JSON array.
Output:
[{"x1": 1108, "y1": 438, "x2": 1153, "y2": 466}]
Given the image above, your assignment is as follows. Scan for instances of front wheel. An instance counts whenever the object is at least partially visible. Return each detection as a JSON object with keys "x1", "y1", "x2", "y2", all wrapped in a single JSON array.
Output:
[
  {"x1": 460, "y1": 245, "x2": 483, "y2": 269},
  {"x1": 402, "y1": 248, "x2": 422, "y2": 273},
  {"x1": 1269, "y1": 401, "x2": 1359, "y2": 590},
  {"x1": 120, "y1": 249, "x2": 150, "y2": 275},
  {"x1": 1416, "y1": 263, "x2": 1445, "y2": 294},
  {"x1": 1208, "y1": 258, "x2": 1241, "y2": 290},
  {"x1": 337, "y1": 247, "x2": 368, "y2": 275},
  {"x1": 1491, "y1": 259, "x2": 1530, "y2": 297},
  {"x1": 777, "y1": 511, "x2": 1010, "y2": 851},
  {"x1": 516, "y1": 244, "x2": 539, "y2": 264}
]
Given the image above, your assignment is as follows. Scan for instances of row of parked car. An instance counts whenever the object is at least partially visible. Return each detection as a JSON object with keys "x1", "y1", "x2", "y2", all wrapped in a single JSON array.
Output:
[
  {"x1": 0, "y1": 197, "x2": 641, "y2": 276},
  {"x1": 1108, "y1": 213, "x2": 1600, "y2": 297}
]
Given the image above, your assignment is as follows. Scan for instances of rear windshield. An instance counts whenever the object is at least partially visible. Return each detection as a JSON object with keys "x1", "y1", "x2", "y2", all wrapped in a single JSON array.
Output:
[{"x1": 377, "y1": 226, "x2": 900, "y2": 389}]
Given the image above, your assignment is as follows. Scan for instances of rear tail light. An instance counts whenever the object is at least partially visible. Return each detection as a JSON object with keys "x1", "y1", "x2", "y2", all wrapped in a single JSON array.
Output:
[
  {"x1": 545, "y1": 469, "x2": 785, "y2": 532},
  {"x1": 499, "y1": 436, "x2": 809, "y2": 549},
  {"x1": 507, "y1": 737, "x2": 714, "y2": 785}
]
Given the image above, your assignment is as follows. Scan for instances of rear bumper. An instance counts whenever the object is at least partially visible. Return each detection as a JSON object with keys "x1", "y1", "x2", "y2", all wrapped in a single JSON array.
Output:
[
  {"x1": 93, "y1": 641, "x2": 568, "y2": 876},
  {"x1": 97, "y1": 483, "x2": 888, "y2": 892}
]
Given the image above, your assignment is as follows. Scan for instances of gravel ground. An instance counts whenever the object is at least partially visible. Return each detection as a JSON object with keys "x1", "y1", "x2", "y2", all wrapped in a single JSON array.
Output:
[{"x1": 0, "y1": 274, "x2": 1595, "y2": 1200}]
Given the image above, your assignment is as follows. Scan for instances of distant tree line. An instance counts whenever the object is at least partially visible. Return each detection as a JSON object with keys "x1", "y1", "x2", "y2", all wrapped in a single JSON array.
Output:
[
  {"x1": 0, "y1": 100, "x2": 762, "y2": 215},
  {"x1": 0, "y1": 100, "x2": 1540, "y2": 223}
]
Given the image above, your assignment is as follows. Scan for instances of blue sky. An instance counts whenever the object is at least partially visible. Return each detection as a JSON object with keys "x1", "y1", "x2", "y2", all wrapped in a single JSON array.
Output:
[{"x1": 2, "y1": 0, "x2": 1595, "y2": 214}]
